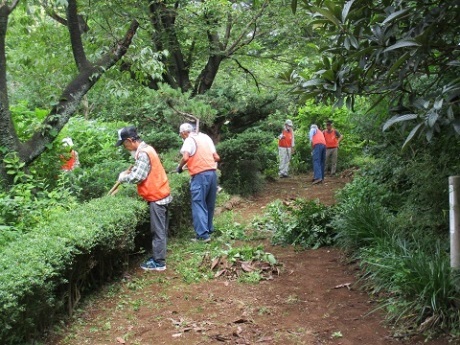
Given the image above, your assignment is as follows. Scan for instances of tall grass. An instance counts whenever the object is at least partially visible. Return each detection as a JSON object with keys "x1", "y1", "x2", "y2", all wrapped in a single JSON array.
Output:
[{"x1": 333, "y1": 201, "x2": 460, "y2": 335}]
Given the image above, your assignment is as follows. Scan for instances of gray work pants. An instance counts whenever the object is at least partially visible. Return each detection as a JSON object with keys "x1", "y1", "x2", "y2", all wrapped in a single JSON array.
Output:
[
  {"x1": 149, "y1": 202, "x2": 169, "y2": 265},
  {"x1": 325, "y1": 147, "x2": 338, "y2": 174}
]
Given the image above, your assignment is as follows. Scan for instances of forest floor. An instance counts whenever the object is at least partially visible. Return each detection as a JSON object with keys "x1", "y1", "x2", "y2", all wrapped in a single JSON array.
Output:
[{"x1": 47, "y1": 173, "x2": 453, "y2": 345}]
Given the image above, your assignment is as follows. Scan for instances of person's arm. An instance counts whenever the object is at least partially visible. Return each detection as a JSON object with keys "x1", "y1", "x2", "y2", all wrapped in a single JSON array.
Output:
[
  {"x1": 177, "y1": 152, "x2": 190, "y2": 171},
  {"x1": 309, "y1": 128, "x2": 316, "y2": 149},
  {"x1": 176, "y1": 137, "x2": 196, "y2": 172},
  {"x1": 119, "y1": 152, "x2": 150, "y2": 184},
  {"x1": 336, "y1": 130, "x2": 343, "y2": 145}
]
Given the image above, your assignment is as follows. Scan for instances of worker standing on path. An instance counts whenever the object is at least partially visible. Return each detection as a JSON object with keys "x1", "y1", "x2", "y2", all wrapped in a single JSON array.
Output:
[
  {"x1": 176, "y1": 123, "x2": 220, "y2": 243},
  {"x1": 323, "y1": 120, "x2": 343, "y2": 176},
  {"x1": 278, "y1": 119, "x2": 295, "y2": 178},
  {"x1": 115, "y1": 125, "x2": 172, "y2": 271},
  {"x1": 309, "y1": 124, "x2": 326, "y2": 185}
]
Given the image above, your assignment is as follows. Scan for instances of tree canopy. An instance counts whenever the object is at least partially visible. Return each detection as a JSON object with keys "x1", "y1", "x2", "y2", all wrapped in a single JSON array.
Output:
[{"x1": 287, "y1": 0, "x2": 460, "y2": 147}]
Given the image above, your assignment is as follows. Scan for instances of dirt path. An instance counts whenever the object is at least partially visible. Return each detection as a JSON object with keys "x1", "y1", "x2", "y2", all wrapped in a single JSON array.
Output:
[{"x1": 48, "y1": 173, "x2": 450, "y2": 345}]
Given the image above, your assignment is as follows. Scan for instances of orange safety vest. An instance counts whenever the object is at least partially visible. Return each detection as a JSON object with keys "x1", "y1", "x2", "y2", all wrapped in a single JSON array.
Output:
[
  {"x1": 61, "y1": 150, "x2": 77, "y2": 171},
  {"x1": 278, "y1": 129, "x2": 293, "y2": 148},
  {"x1": 312, "y1": 130, "x2": 326, "y2": 146},
  {"x1": 187, "y1": 134, "x2": 217, "y2": 176},
  {"x1": 323, "y1": 129, "x2": 339, "y2": 148},
  {"x1": 137, "y1": 145, "x2": 171, "y2": 202}
]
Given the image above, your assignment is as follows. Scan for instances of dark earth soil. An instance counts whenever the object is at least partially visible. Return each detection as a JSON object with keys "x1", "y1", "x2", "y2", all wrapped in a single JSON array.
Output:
[{"x1": 47, "y1": 173, "x2": 453, "y2": 345}]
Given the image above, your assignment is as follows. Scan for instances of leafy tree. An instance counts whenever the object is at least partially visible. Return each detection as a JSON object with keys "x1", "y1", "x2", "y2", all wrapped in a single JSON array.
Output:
[
  {"x1": 287, "y1": 0, "x2": 460, "y2": 147},
  {"x1": 0, "y1": 1, "x2": 138, "y2": 188}
]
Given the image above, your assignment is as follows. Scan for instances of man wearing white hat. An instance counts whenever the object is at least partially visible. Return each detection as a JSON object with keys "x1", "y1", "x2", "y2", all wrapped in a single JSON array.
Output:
[{"x1": 278, "y1": 119, "x2": 295, "y2": 178}]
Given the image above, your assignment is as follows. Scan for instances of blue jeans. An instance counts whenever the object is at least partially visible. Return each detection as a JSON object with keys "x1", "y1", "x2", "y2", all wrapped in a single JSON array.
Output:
[
  {"x1": 190, "y1": 170, "x2": 217, "y2": 240},
  {"x1": 312, "y1": 144, "x2": 326, "y2": 180}
]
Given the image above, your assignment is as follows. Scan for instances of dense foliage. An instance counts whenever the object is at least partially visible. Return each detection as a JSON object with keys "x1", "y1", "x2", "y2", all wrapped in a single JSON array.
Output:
[
  {"x1": 0, "y1": 0, "x2": 459, "y2": 341},
  {"x1": 289, "y1": 0, "x2": 460, "y2": 147},
  {"x1": 217, "y1": 131, "x2": 278, "y2": 196},
  {"x1": 260, "y1": 199, "x2": 336, "y2": 249}
]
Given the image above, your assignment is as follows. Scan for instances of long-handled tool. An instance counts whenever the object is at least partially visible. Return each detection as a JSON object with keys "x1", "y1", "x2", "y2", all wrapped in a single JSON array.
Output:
[
  {"x1": 107, "y1": 181, "x2": 121, "y2": 196},
  {"x1": 107, "y1": 165, "x2": 133, "y2": 196}
]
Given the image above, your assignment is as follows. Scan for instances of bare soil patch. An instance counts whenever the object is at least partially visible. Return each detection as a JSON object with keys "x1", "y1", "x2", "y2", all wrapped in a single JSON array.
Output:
[{"x1": 47, "y1": 173, "x2": 450, "y2": 345}]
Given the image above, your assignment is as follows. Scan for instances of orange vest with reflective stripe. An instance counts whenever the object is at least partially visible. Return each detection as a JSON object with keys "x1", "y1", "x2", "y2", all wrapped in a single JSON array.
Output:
[
  {"x1": 312, "y1": 130, "x2": 326, "y2": 146},
  {"x1": 187, "y1": 134, "x2": 216, "y2": 176},
  {"x1": 278, "y1": 129, "x2": 293, "y2": 148},
  {"x1": 323, "y1": 129, "x2": 339, "y2": 148},
  {"x1": 137, "y1": 145, "x2": 170, "y2": 202}
]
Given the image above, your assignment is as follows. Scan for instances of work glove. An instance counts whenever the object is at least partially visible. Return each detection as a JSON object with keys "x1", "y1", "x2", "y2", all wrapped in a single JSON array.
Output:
[
  {"x1": 118, "y1": 171, "x2": 129, "y2": 182},
  {"x1": 176, "y1": 165, "x2": 183, "y2": 174}
]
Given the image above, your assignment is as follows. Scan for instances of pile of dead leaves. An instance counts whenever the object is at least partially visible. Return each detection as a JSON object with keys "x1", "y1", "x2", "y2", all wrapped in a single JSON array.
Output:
[{"x1": 200, "y1": 253, "x2": 280, "y2": 280}]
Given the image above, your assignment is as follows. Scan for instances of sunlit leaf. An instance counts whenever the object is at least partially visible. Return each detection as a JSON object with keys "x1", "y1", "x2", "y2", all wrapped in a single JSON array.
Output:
[
  {"x1": 383, "y1": 40, "x2": 420, "y2": 53},
  {"x1": 341, "y1": 0, "x2": 355, "y2": 22},
  {"x1": 402, "y1": 123, "x2": 423, "y2": 149},
  {"x1": 426, "y1": 111, "x2": 439, "y2": 127},
  {"x1": 311, "y1": 6, "x2": 341, "y2": 27},
  {"x1": 381, "y1": 9, "x2": 410, "y2": 25},
  {"x1": 383, "y1": 114, "x2": 418, "y2": 131}
]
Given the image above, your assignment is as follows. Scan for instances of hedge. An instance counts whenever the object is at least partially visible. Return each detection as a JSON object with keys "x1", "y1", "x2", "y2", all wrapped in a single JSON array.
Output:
[{"x1": 0, "y1": 196, "x2": 148, "y2": 344}]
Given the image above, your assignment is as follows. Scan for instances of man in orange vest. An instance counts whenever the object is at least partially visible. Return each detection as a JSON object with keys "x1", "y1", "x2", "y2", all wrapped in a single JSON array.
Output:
[
  {"x1": 176, "y1": 123, "x2": 220, "y2": 242},
  {"x1": 60, "y1": 137, "x2": 80, "y2": 171},
  {"x1": 309, "y1": 124, "x2": 326, "y2": 184},
  {"x1": 116, "y1": 126, "x2": 172, "y2": 271},
  {"x1": 278, "y1": 119, "x2": 295, "y2": 178},
  {"x1": 323, "y1": 120, "x2": 343, "y2": 176}
]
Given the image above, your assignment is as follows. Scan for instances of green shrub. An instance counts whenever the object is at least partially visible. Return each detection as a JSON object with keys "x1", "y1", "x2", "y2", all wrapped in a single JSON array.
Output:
[
  {"x1": 333, "y1": 203, "x2": 396, "y2": 252},
  {"x1": 217, "y1": 131, "x2": 277, "y2": 196},
  {"x1": 59, "y1": 159, "x2": 131, "y2": 201},
  {"x1": 360, "y1": 239, "x2": 460, "y2": 333},
  {"x1": 260, "y1": 199, "x2": 336, "y2": 249},
  {"x1": 0, "y1": 196, "x2": 148, "y2": 344}
]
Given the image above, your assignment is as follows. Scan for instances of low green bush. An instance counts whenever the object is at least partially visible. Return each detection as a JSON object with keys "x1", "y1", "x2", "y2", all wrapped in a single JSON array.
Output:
[
  {"x1": 0, "y1": 196, "x2": 148, "y2": 344},
  {"x1": 257, "y1": 199, "x2": 336, "y2": 249}
]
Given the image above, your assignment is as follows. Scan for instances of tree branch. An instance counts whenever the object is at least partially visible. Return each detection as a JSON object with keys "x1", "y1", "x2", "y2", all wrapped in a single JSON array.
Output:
[
  {"x1": 18, "y1": 20, "x2": 140, "y2": 164},
  {"x1": 67, "y1": 0, "x2": 90, "y2": 70},
  {"x1": 231, "y1": 57, "x2": 260, "y2": 92}
]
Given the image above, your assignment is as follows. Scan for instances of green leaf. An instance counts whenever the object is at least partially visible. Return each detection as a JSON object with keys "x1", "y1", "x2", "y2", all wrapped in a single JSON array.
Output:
[
  {"x1": 426, "y1": 111, "x2": 439, "y2": 128},
  {"x1": 386, "y1": 52, "x2": 410, "y2": 79},
  {"x1": 341, "y1": 0, "x2": 355, "y2": 23},
  {"x1": 402, "y1": 123, "x2": 423, "y2": 149},
  {"x1": 452, "y1": 119, "x2": 460, "y2": 134},
  {"x1": 383, "y1": 114, "x2": 418, "y2": 131},
  {"x1": 312, "y1": 6, "x2": 341, "y2": 28},
  {"x1": 291, "y1": 0, "x2": 298, "y2": 14},
  {"x1": 301, "y1": 79, "x2": 325, "y2": 88},
  {"x1": 381, "y1": 9, "x2": 410, "y2": 25},
  {"x1": 383, "y1": 40, "x2": 420, "y2": 53}
]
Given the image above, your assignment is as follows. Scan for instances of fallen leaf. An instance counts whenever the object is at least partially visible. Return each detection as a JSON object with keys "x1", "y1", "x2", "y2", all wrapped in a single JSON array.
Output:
[
  {"x1": 116, "y1": 337, "x2": 126, "y2": 344},
  {"x1": 334, "y1": 283, "x2": 351, "y2": 290},
  {"x1": 241, "y1": 262, "x2": 255, "y2": 272},
  {"x1": 211, "y1": 257, "x2": 220, "y2": 270},
  {"x1": 214, "y1": 334, "x2": 231, "y2": 341},
  {"x1": 214, "y1": 269, "x2": 226, "y2": 278},
  {"x1": 256, "y1": 336, "x2": 273, "y2": 342}
]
